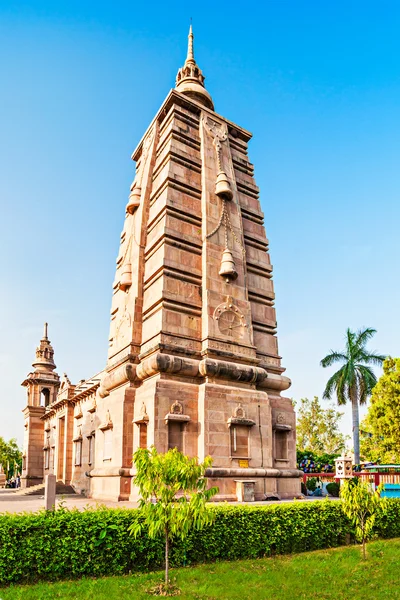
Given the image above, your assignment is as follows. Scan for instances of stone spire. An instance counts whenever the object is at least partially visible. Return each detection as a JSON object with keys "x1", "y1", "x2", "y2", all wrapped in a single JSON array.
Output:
[
  {"x1": 32, "y1": 322, "x2": 57, "y2": 373},
  {"x1": 186, "y1": 23, "x2": 195, "y2": 64},
  {"x1": 175, "y1": 25, "x2": 214, "y2": 110}
]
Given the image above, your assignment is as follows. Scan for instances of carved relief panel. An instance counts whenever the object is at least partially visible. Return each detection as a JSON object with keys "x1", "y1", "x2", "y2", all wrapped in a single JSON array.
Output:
[
  {"x1": 108, "y1": 125, "x2": 158, "y2": 361},
  {"x1": 199, "y1": 111, "x2": 255, "y2": 358}
]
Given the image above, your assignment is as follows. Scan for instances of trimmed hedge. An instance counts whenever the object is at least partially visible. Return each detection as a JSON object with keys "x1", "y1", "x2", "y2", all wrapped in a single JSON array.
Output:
[
  {"x1": 1, "y1": 500, "x2": 400, "y2": 586},
  {"x1": 326, "y1": 482, "x2": 340, "y2": 497}
]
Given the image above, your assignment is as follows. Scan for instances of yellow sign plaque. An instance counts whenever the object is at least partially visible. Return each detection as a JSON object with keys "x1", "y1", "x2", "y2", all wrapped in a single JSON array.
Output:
[{"x1": 238, "y1": 459, "x2": 249, "y2": 468}]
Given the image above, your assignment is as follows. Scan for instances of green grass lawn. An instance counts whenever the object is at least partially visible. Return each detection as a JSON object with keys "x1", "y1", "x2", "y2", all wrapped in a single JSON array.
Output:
[{"x1": 1, "y1": 538, "x2": 399, "y2": 600}]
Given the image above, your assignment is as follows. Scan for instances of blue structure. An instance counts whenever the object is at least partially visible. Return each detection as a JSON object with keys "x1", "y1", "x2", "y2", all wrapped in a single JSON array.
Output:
[
  {"x1": 380, "y1": 483, "x2": 400, "y2": 498},
  {"x1": 364, "y1": 465, "x2": 400, "y2": 498}
]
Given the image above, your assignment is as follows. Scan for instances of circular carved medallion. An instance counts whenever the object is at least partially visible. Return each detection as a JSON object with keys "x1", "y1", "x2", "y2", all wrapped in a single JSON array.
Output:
[
  {"x1": 217, "y1": 309, "x2": 245, "y2": 339},
  {"x1": 213, "y1": 297, "x2": 247, "y2": 340}
]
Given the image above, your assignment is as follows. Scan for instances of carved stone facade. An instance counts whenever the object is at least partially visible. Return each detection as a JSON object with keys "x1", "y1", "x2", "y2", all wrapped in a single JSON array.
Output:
[{"x1": 21, "y1": 28, "x2": 301, "y2": 500}]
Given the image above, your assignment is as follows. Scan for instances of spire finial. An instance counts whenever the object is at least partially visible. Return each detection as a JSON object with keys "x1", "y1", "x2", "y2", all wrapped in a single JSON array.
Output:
[
  {"x1": 186, "y1": 23, "x2": 195, "y2": 65},
  {"x1": 175, "y1": 25, "x2": 214, "y2": 110},
  {"x1": 31, "y1": 322, "x2": 57, "y2": 372}
]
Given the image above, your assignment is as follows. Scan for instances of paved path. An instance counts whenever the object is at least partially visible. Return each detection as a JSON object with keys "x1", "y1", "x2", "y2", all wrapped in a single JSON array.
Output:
[
  {"x1": 0, "y1": 488, "x2": 331, "y2": 514},
  {"x1": 0, "y1": 488, "x2": 138, "y2": 513}
]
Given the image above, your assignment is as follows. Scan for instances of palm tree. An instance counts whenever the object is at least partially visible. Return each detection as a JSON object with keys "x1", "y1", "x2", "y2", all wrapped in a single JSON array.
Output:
[{"x1": 320, "y1": 328, "x2": 385, "y2": 464}]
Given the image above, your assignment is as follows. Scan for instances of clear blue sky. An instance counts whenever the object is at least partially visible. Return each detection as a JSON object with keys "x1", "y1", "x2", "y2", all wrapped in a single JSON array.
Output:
[{"x1": 1, "y1": 1, "x2": 399, "y2": 445}]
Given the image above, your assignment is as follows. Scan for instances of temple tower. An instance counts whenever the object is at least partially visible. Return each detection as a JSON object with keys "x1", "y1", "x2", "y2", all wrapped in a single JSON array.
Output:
[
  {"x1": 21, "y1": 323, "x2": 60, "y2": 487},
  {"x1": 94, "y1": 28, "x2": 300, "y2": 501}
]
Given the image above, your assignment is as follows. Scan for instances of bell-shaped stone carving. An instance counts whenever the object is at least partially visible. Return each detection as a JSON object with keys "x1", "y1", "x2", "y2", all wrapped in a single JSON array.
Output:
[
  {"x1": 119, "y1": 262, "x2": 132, "y2": 291},
  {"x1": 215, "y1": 170, "x2": 233, "y2": 201},
  {"x1": 126, "y1": 186, "x2": 142, "y2": 214},
  {"x1": 219, "y1": 248, "x2": 238, "y2": 283}
]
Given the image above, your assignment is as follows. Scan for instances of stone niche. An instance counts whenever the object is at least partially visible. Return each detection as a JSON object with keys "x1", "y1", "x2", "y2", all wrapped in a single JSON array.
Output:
[
  {"x1": 164, "y1": 401, "x2": 191, "y2": 453},
  {"x1": 227, "y1": 404, "x2": 255, "y2": 462}
]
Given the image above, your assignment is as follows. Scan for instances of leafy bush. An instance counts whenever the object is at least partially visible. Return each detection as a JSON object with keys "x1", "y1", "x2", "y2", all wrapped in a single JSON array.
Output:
[
  {"x1": 349, "y1": 476, "x2": 360, "y2": 487},
  {"x1": 306, "y1": 477, "x2": 318, "y2": 492},
  {"x1": 0, "y1": 500, "x2": 399, "y2": 586},
  {"x1": 297, "y1": 450, "x2": 340, "y2": 467},
  {"x1": 326, "y1": 482, "x2": 340, "y2": 497}
]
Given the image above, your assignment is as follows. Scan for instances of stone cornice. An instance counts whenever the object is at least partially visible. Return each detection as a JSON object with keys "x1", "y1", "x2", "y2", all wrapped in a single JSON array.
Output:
[
  {"x1": 41, "y1": 398, "x2": 72, "y2": 419},
  {"x1": 98, "y1": 350, "x2": 291, "y2": 393},
  {"x1": 227, "y1": 417, "x2": 256, "y2": 427},
  {"x1": 23, "y1": 405, "x2": 46, "y2": 417},
  {"x1": 21, "y1": 374, "x2": 60, "y2": 388},
  {"x1": 205, "y1": 467, "x2": 303, "y2": 479},
  {"x1": 131, "y1": 89, "x2": 252, "y2": 163},
  {"x1": 134, "y1": 352, "x2": 291, "y2": 391},
  {"x1": 87, "y1": 467, "x2": 303, "y2": 480}
]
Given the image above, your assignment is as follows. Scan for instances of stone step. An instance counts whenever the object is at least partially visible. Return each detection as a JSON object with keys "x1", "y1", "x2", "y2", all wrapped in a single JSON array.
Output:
[
  {"x1": 15, "y1": 481, "x2": 76, "y2": 496},
  {"x1": 14, "y1": 483, "x2": 44, "y2": 496},
  {"x1": 55, "y1": 482, "x2": 76, "y2": 495}
]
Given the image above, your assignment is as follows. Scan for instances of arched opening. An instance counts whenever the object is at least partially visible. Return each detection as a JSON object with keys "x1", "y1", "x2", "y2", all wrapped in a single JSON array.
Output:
[{"x1": 40, "y1": 388, "x2": 51, "y2": 407}]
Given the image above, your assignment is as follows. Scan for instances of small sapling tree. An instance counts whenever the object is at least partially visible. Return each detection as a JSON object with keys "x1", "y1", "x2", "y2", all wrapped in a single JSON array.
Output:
[
  {"x1": 129, "y1": 447, "x2": 218, "y2": 594},
  {"x1": 340, "y1": 478, "x2": 385, "y2": 559}
]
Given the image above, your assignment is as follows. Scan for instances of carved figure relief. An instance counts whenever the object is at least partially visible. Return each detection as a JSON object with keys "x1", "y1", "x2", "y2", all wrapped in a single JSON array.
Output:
[
  {"x1": 276, "y1": 412, "x2": 286, "y2": 425},
  {"x1": 234, "y1": 404, "x2": 245, "y2": 419},
  {"x1": 203, "y1": 116, "x2": 228, "y2": 153},
  {"x1": 170, "y1": 400, "x2": 183, "y2": 415}
]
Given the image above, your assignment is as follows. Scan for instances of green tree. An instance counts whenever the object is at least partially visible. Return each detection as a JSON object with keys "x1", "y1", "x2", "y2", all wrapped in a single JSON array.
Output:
[
  {"x1": 296, "y1": 396, "x2": 349, "y2": 455},
  {"x1": 0, "y1": 437, "x2": 22, "y2": 477},
  {"x1": 360, "y1": 358, "x2": 400, "y2": 463},
  {"x1": 340, "y1": 478, "x2": 384, "y2": 559},
  {"x1": 320, "y1": 328, "x2": 385, "y2": 464},
  {"x1": 129, "y1": 447, "x2": 218, "y2": 593},
  {"x1": 359, "y1": 414, "x2": 379, "y2": 462}
]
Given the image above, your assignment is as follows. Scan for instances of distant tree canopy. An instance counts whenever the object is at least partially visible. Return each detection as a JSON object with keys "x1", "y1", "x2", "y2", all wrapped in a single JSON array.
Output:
[
  {"x1": 0, "y1": 437, "x2": 22, "y2": 476},
  {"x1": 295, "y1": 396, "x2": 349, "y2": 455},
  {"x1": 360, "y1": 358, "x2": 400, "y2": 463}
]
